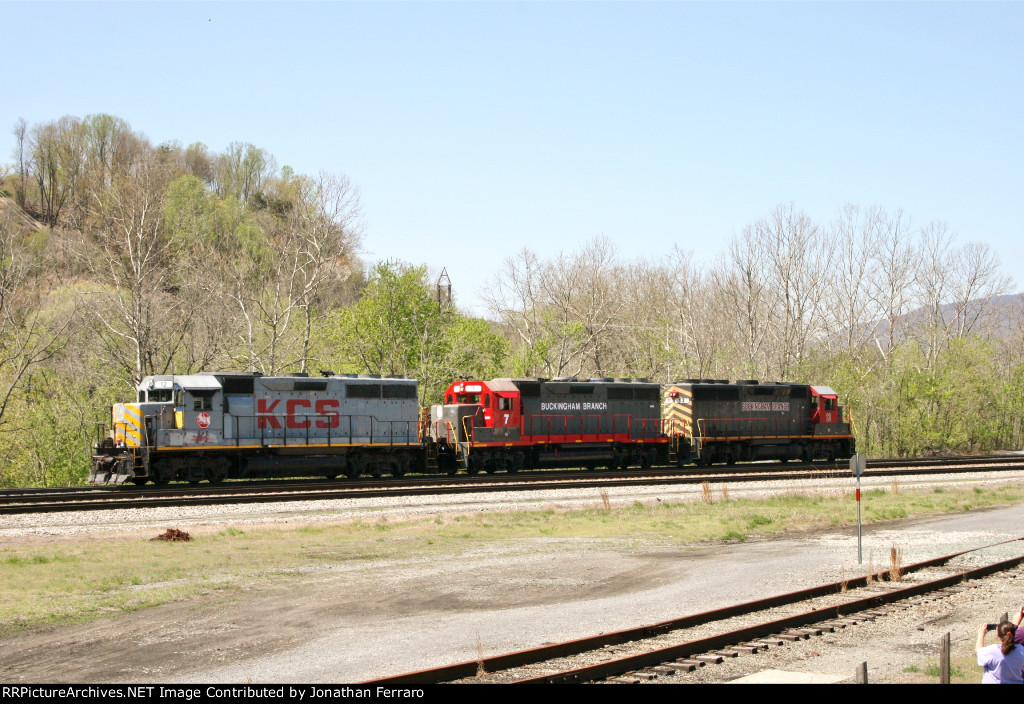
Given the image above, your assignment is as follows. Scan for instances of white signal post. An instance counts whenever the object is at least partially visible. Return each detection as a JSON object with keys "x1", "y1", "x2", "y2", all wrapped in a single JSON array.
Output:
[{"x1": 851, "y1": 453, "x2": 866, "y2": 563}]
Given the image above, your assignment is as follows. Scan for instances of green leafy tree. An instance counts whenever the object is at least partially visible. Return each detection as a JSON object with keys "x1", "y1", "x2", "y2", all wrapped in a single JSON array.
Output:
[{"x1": 325, "y1": 260, "x2": 507, "y2": 403}]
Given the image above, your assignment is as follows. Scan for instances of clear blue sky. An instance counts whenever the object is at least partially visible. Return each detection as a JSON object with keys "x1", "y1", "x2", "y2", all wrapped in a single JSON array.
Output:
[{"x1": 4, "y1": 1, "x2": 1022, "y2": 315}]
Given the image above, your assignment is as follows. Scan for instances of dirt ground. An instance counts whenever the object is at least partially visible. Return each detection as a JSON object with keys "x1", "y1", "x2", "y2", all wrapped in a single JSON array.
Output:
[{"x1": 2, "y1": 504, "x2": 1023, "y2": 684}]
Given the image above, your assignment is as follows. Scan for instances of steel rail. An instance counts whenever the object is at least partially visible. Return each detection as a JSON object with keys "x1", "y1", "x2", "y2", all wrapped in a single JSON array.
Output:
[
  {"x1": 3, "y1": 456, "x2": 1023, "y2": 515},
  {"x1": 3, "y1": 454, "x2": 1019, "y2": 503}
]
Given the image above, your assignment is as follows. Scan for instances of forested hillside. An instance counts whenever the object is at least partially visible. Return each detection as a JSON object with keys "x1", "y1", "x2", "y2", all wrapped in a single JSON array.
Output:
[{"x1": 1, "y1": 114, "x2": 1021, "y2": 485}]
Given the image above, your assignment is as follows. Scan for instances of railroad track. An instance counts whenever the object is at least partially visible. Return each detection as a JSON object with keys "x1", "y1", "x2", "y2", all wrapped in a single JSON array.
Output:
[
  {"x1": 2, "y1": 454, "x2": 1022, "y2": 515},
  {"x1": 363, "y1": 537, "x2": 1024, "y2": 684}
]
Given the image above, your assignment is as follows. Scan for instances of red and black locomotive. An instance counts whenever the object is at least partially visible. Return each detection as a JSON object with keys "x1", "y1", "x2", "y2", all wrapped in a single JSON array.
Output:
[
  {"x1": 663, "y1": 379, "x2": 855, "y2": 466},
  {"x1": 426, "y1": 378, "x2": 669, "y2": 473}
]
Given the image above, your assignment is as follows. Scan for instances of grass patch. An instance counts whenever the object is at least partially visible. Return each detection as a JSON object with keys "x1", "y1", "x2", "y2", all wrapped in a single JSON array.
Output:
[
  {"x1": 900, "y1": 657, "x2": 975, "y2": 683},
  {"x1": 2, "y1": 483, "x2": 1023, "y2": 632}
]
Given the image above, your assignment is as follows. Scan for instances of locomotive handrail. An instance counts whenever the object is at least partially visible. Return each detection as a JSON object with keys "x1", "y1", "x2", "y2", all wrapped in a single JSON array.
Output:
[
  {"x1": 517, "y1": 414, "x2": 668, "y2": 443},
  {"x1": 227, "y1": 413, "x2": 423, "y2": 448},
  {"x1": 462, "y1": 414, "x2": 476, "y2": 449},
  {"x1": 430, "y1": 420, "x2": 456, "y2": 445}
]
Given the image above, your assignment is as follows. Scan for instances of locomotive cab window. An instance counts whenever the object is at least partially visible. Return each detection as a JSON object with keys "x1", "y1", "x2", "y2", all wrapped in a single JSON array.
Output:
[
  {"x1": 190, "y1": 390, "x2": 216, "y2": 411},
  {"x1": 824, "y1": 398, "x2": 836, "y2": 411},
  {"x1": 150, "y1": 389, "x2": 172, "y2": 403},
  {"x1": 498, "y1": 396, "x2": 514, "y2": 411}
]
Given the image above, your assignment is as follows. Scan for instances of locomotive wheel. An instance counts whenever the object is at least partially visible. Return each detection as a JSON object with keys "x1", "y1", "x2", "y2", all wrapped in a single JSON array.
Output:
[
  {"x1": 344, "y1": 466, "x2": 362, "y2": 480},
  {"x1": 131, "y1": 478, "x2": 149, "y2": 486},
  {"x1": 465, "y1": 456, "x2": 480, "y2": 475}
]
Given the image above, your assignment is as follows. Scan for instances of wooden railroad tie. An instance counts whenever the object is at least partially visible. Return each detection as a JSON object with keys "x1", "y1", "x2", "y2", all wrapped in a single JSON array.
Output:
[
  {"x1": 728, "y1": 645, "x2": 761, "y2": 654},
  {"x1": 695, "y1": 654, "x2": 724, "y2": 664}
]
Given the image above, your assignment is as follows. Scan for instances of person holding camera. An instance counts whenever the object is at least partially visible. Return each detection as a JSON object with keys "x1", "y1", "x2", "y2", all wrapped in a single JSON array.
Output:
[{"x1": 977, "y1": 620, "x2": 1024, "y2": 684}]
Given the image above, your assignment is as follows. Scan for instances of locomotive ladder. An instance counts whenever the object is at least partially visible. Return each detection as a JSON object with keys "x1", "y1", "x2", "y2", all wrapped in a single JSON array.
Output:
[{"x1": 425, "y1": 442, "x2": 439, "y2": 472}]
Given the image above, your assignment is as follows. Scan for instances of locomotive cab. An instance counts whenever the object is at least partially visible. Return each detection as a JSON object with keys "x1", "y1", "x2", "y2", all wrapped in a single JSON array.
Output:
[
  {"x1": 429, "y1": 380, "x2": 523, "y2": 445},
  {"x1": 810, "y1": 386, "x2": 844, "y2": 434}
]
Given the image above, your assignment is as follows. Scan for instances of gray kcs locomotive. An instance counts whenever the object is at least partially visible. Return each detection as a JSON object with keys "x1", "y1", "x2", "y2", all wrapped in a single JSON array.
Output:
[{"x1": 90, "y1": 372, "x2": 422, "y2": 484}]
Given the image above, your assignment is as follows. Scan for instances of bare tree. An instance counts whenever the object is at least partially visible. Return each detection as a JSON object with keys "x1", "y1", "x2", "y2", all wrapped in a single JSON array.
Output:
[
  {"x1": 540, "y1": 236, "x2": 623, "y2": 377},
  {"x1": 913, "y1": 220, "x2": 957, "y2": 365},
  {"x1": 481, "y1": 248, "x2": 551, "y2": 375},
  {"x1": 11, "y1": 118, "x2": 28, "y2": 209},
  {"x1": 215, "y1": 142, "x2": 278, "y2": 204},
  {"x1": 722, "y1": 226, "x2": 776, "y2": 378},
  {"x1": 29, "y1": 116, "x2": 87, "y2": 227},
  {"x1": 224, "y1": 171, "x2": 361, "y2": 374},
  {"x1": 290, "y1": 172, "x2": 362, "y2": 372},
  {"x1": 761, "y1": 204, "x2": 836, "y2": 377},
  {"x1": 664, "y1": 246, "x2": 724, "y2": 380},
  {"x1": 824, "y1": 204, "x2": 882, "y2": 353},
  {"x1": 0, "y1": 198, "x2": 76, "y2": 425},
  {"x1": 948, "y1": 241, "x2": 1012, "y2": 339},
  {"x1": 865, "y1": 208, "x2": 916, "y2": 366},
  {"x1": 88, "y1": 155, "x2": 193, "y2": 385}
]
